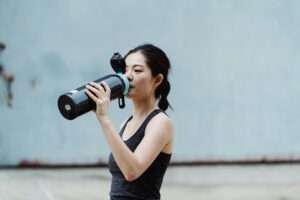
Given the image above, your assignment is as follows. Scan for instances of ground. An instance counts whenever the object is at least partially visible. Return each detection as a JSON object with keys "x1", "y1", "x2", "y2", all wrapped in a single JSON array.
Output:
[{"x1": 0, "y1": 164, "x2": 299, "y2": 200}]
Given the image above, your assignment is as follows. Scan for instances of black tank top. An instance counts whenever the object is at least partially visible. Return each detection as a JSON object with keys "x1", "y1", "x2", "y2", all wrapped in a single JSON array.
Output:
[{"x1": 108, "y1": 109, "x2": 172, "y2": 200}]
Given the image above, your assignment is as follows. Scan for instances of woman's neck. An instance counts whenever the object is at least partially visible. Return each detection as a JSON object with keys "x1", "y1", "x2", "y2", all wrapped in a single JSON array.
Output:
[{"x1": 131, "y1": 96, "x2": 157, "y2": 119}]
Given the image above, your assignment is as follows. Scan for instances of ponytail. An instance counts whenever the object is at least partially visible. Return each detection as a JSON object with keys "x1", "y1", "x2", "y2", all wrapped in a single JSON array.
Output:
[{"x1": 157, "y1": 80, "x2": 172, "y2": 111}]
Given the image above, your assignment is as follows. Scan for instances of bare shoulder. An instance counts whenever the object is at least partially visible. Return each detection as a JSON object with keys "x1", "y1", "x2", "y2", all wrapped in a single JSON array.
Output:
[{"x1": 145, "y1": 112, "x2": 174, "y2": 139}]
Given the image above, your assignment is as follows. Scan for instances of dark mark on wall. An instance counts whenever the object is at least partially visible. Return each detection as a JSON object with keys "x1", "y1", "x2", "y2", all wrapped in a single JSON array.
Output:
[
  {"x1": 0, "y1": 66, "x2": 14, "y2": 108},
  {"x1": 0, "y1": 42, "x2": 14, "y2": 108},
  {"x1": 30, "y1": 78, "x2": 37, "y2": 90}
]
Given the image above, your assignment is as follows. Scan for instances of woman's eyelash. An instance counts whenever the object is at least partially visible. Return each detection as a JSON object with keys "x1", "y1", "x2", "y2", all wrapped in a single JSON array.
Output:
[{"x1": 125, "y1": 68, "x2": 142, "y2": 72}]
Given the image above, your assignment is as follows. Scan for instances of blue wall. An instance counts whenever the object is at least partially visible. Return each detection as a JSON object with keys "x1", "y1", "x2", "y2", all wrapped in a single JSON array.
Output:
[{"x1": 1, "y1": 0, "x2": 300, "y2": 165}]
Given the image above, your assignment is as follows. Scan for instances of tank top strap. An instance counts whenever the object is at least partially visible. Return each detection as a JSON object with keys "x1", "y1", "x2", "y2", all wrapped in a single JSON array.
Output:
[
  {"x1": 119, "y1": 116, "x2": 133, "y2": 136},
  {"x1": 139, "y1": 109, "x2": 162, "y2": 131}
]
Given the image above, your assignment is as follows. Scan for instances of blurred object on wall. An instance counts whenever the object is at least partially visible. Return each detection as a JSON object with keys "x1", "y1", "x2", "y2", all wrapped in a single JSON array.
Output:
[{"x1": 0, "y1": 42, "x2": 14, "y2": 108}]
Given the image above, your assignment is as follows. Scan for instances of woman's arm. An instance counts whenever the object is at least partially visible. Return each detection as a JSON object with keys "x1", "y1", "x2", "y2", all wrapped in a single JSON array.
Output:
[
  {"x1": 85, "y1": 81, "x2": 173, "y2": 181},
  {"x1": 98, "y1": 114, "x2": 173, "y2": 181}
]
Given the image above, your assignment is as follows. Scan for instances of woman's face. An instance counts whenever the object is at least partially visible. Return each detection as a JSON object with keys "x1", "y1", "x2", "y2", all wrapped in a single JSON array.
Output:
[{"x1": 124, "y1": 51, "x2": 162, "y2": 100}]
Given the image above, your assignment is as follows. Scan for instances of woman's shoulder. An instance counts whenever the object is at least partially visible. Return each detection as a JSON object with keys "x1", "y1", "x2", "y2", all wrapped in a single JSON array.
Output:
[
  {"x1": 155, "y1": 110, "x2": 172, "y2": 123},
  {"x1": 146, "y1": 110, "x2": 174, "y2": 137}
]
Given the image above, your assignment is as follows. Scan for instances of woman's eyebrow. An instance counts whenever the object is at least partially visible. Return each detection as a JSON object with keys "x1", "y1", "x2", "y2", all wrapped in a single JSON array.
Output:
[{"x1": 126, "y1": 64, "x2": 144, "y2": 68}]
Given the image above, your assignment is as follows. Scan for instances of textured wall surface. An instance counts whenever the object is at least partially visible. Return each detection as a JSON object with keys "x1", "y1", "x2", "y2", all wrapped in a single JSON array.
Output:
[{"x1": 0, "y1": 0, "x2": 300, "y2": 165}]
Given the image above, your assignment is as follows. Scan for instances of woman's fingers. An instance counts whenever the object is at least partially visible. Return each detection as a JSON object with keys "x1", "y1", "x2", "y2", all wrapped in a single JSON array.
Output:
[
  {"x1": 89, "y1": 82, "x2": 107, "y2": 94},
  {"x1": 89, "y1": 82, "x2": 101, "y2": 89},
  {"x1": 85, "y1": 81, "x2": 111, "y2": 103},
  {"x1": 85, "y1": 85, "x2": 99, "y2": 96},
  {"x1": 85, "y1": 82, "x2": 110, "y2": 117},
  {"x1": 85, "y1": 89, "x2": 98, "y2": 102},
  {"x1": 100, "y1": 81, "x2": 111, "y2": 95}
]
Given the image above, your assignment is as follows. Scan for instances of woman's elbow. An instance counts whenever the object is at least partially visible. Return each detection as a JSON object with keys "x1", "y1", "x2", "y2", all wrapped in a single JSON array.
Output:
[
  {"x1": 122, "y1": 159, "x2": 143, "y2": 182},
  {"x1": 124, "y1": 172, "x2": 139, "y2": 182}
]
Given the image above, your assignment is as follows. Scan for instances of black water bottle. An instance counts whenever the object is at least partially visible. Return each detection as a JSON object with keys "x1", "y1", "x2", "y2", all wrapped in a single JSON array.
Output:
[{"x1": 57, "y1": 73, "x2": 129, "y2": 120}]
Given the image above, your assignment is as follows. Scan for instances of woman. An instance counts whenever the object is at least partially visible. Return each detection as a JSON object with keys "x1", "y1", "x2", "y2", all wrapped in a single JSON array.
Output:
[{"x1": 85, "y1": 44, "x2": 174, "y2": 200}]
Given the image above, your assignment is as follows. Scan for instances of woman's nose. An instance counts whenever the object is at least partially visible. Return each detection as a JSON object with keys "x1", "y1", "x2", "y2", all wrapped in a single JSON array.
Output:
[{"x1": 125, "y1": 70, "x2": 133, "y2": 81}]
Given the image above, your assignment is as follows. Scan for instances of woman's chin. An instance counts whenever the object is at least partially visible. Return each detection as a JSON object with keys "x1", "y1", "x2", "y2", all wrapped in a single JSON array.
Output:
[
  {"x1": 125, "y1": 91, "x2": 140, "y2": 100},
  {"x1": 126, "y1": 88, "x2": 135, "y2": 97}
]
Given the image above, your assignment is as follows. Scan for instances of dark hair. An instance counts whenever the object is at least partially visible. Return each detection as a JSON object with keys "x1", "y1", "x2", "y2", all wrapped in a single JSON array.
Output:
[{"x1": 124, "y1": 44, "x2": 172, "y2": 111}]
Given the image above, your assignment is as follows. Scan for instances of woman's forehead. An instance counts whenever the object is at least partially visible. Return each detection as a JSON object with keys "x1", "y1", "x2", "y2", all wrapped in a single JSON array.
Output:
[{"x1": 125, "y1": 52, "x2": 146, "y2": 67}]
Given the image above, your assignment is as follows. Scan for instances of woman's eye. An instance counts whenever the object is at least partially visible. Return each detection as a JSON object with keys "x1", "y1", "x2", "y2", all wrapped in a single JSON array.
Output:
[{"x1": 134, "y1": 70, "x2": 142, "y2": 72}]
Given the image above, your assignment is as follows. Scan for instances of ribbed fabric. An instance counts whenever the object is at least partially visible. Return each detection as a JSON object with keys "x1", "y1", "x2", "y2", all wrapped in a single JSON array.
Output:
[{"x1": 108, "y1": 109, "x2": 171, "y2": 200}]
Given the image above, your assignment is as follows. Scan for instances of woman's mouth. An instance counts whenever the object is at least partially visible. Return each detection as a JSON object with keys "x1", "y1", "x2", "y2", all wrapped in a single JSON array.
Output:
[{"x1": 128, "y1": 85, "x2": 134, "y2": 93}]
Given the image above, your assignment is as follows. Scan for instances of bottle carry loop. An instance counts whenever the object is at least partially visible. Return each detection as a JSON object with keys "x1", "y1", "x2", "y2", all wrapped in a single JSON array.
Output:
[{"x1": 118, "y1": 95, "x2": 125, "y2": 108}]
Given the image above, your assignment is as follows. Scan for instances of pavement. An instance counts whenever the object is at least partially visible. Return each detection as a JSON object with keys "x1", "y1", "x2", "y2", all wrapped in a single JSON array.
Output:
[{"x1": 0, "y1": 164, "x2": 300, "y2": 200}]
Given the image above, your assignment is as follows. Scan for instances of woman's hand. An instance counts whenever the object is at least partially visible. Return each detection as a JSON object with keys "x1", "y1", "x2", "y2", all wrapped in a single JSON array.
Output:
[{"x1": 85, "y1": 81, "x2": 111, "y2": 119}]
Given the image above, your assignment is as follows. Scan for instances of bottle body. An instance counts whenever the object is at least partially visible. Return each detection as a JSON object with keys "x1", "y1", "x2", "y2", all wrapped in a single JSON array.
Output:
[{"x1": 57, "y1": 73, "x2": 129, "y2": 120}]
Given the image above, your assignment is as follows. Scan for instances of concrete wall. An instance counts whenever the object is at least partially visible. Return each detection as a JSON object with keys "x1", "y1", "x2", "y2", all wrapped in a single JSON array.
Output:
[{"x1": 0, "y1": 0, "x2": 300, "y2": 165}]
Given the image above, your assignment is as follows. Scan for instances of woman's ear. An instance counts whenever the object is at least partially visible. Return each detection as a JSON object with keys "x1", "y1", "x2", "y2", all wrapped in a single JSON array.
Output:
[{"x1": 154, "y1": 73, "x2": 164, "y2": 88}]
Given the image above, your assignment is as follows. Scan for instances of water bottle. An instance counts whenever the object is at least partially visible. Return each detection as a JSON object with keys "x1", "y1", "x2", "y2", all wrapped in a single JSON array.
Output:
[{"x1": 57, "y1": 72, "x2": 129, "y2": 120}]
